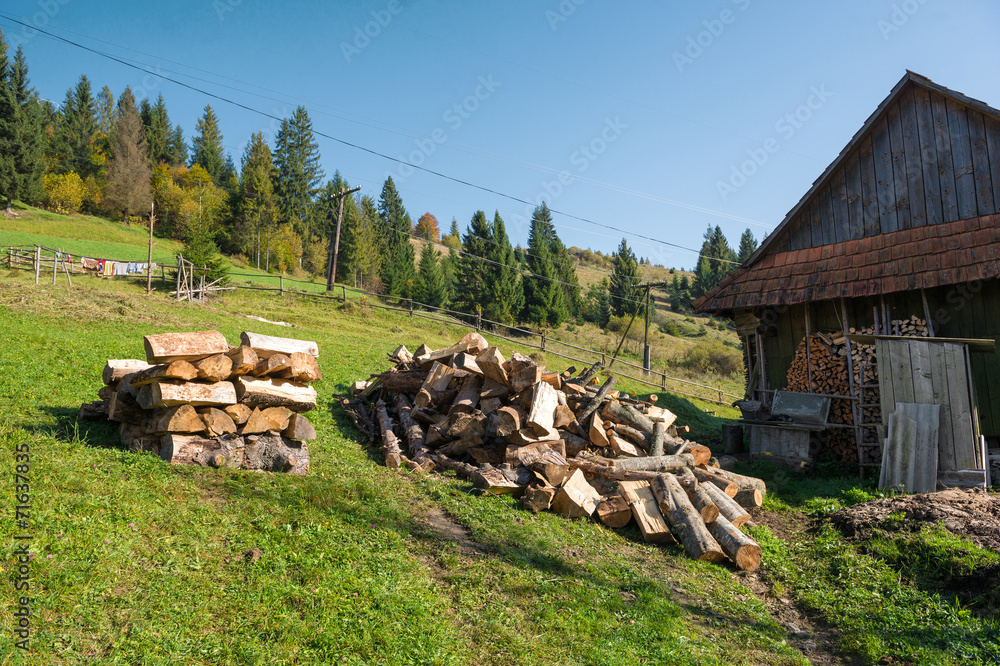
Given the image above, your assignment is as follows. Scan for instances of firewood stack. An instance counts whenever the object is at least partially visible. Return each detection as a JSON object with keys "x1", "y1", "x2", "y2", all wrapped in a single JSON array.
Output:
[
  {"x1": 79, "y1": 330, "x2": 320, "y2": 476},
  {"x1": 784, "y1": 316, "x2": 930, "y2": 464},
  {"x1": 342, "y1": 332, "x2": 767, "y2": 571}
]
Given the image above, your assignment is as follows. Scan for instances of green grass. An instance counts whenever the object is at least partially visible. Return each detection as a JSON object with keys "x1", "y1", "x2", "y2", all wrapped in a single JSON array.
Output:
[{"x1": 0, "y1": 272, "x2": 804, "y2": 665}]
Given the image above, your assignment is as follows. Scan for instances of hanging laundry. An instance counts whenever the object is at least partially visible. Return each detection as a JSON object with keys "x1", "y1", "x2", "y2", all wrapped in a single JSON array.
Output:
[
  {"x1": 115, "y1": 262, "x2": 129, "y2": 275},
  {"x1": 82, "y1": 257, "x2": 99, "y2": 271}
]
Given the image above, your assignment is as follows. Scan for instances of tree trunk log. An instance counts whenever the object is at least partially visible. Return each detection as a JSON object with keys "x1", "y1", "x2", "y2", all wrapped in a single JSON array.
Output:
[
  {"x1": 700, "y1": 481, "x2": 752, "y2": 528},
  {"x1": 240, "y1": 331, "x2": 318, "y2": 358},
  {"x1": 233, "y1": 376, "x2": 316, "y2": 412},
  {"x1": 144, "y1": 330, "x2": 229, "y2": 363},
  {"x1": 192, "y1": 354, "x2": 234, "y2": 382},
  {"x1": 601, "y1": 400, "x2": 654, "y2": 434},
  {"x1": 567, "y1": 458, "x2": 660, "y2": 481},
  {"x1": 650, "y1": 474, "x2": 726, "y2": 562},
  {"x1": 675, "y1": 468, "x2": 720, "y2": 524},
  {"x1": 124, "y1": 360, "x2": 199, "y2": 387},
  {"x1": 226, "y1": 346, "x2": 259, "y2": 376},
  {"x1": 610, "y1": 455, "x2": 694, "y2": 473},
  {"x1": 707, "y1": 513, "x2": 762, "y2": 571},
  {"x1": 734, "y1": 489, "x2": 764, "y2": 509},
  {"x1": 394, "y1": 393, "x2": 435, "y2": 469},
  {"x1": 650, "y1": 420, "x2": 667, "y2": 457},
  {"x1": 103, "y1": 359, "x2": 154, "y2": 385},
  {"x1": 712, "y1": 468, "x2": 767, "y2": 496},
  {"x1": 618, "y1": 480, "x2": 675, "y2": 543},
  {"x1": 692, "y1": 468, "x2": 738, "y2": 497},
  {"x1": 596, "y1": 495, "x2": 632, "y2": 528},
  {"x1": 576, "y1": 375, "x2": 617, "y2": 425},
  {"x1": 379, "y1": 370, "x2": 428, "y2": 393},
  {"x1": 139, "y1": 380, "x2": 238, "y2": 410},
  {"x1": 375, "y1": 399, "x2": 403, "y2": 468}
]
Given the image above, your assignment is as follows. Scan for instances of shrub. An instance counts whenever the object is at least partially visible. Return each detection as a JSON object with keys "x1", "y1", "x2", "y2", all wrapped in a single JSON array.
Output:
[
  {"x1": 684, "y1": 338, "x2": 743, "y2": 377},
  {"x1": 42, "y1": 172, "x2": 86, "y2": 214},
  {"x1": 660, "y1": 320, "x2": 681, "y2": 337}
]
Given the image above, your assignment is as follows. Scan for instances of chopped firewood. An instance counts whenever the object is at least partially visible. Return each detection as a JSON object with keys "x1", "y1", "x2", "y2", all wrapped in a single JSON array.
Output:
[
  {"x1": 252, "y1": 353, "x2": 292, "y2": 377},
  {"x1": 562, "y1": 382, "x2": 587, "y2": 396},
  {"x1": 394, "y1": 393, "x2": 435, "y2": 469},
  {"x1": 224, "y1": 403, "x2": 252, "y2": 425},
  {"x1": 416, "y1": 332, "x2": 489, "y2": 366},
  {"x1": 589, "y1": 411, "x2": 610, "y2": 448},
  {"x1": 646, "y1": 405, "x2": 677, "y2": 428},
  {"x1": 618, "y1": 480, "x2": 674, "y2": 543},
  {"x1": 651, "y1": 474, "x2": 725, "y2": 562},
  {"x1": 526, "y1": 381, "x2": 559, "y2": 434},
  {"x1": 610, "y1": 455, "x2": 693, "y2": 474},
  {"x1": 379, "y1": 370, "x2": 428, "y2": 393},
  {"x1": 551, "y1": 468, "x2": 601, "y2": 518},
  {"x1": 145, "y1": 404, "x2": 205, "y2": 434},
  {"x1": 506, "y1": 426, "x2": 559, "y2": 446},
  {"x1": 452, "y1": 352, "x2": 483, "y2": 375},
  {"x1": 601, "y1": 400, "x2": 654, "y2": 434},
  {"x1": 389, "y1": 345, "x2": 414, "y2": 365},
  {"x1": 79, "y1": 400, "x2": 108, "y2": 420},
  {"x1": 103, "y1": 359, "x2": 154, "y2": 385},
  {"x1": 283, "y1": 413, "x2": 317, "y2": 441},
  {"x1": 522, "y1": 484, "x2": 556, "y2": 513},
  {"x1": 226, "y1": 346, "x2": 259, "y2": 376},
  {"x1": 480, "y1": 377, "x2": 510, "y2": 399},
  {"x1": 496, "y1": 405, "x2": 525, "y2": 437},
  {"x1": 473, "y1": 466, "x2": 524, "y2": 495},
  {"x1": 476, "y1": 347, "x2": 510, "y2": 387},
  {"x1": 421, "y1": 362, "x2": 456, "y2": 395},
  {"x1": 468, "y1": 447, "x2": 503, "y2": 466},
  {"x1": 609, "y1": 433, "x2": 641, "y2": 458},
  {"x1": 540, "y1": 371, "x2": 561, "y2": 389},
  {"x1": 508, "y1": 353, "x2": 543, "y2": 392},
  {"x1": 200, "y1": 407, "x2": 237, "y2": 437},
  {"x1": 553, "y1": 404, "x2": 576, "y2": 429},
  {"x1": 449, "y1": 374, "x2": 482, "y2": 415},
  {"x1": 240, "y1": 408, "x2": 271, "y2": 435},
  {"x1": 98, "y1": 385, "x2": 116, "y2": 401},
  {"x1": 240, "y1": 331, "x2": 318, "y2": 359},
  {"x1": 700, "y1": 481, "x2": 752, "y2": 527},
  {"x1": 708, "y1": 514, "x2": 762, "y2": 571},
  {"x1": 144, "y1": 330, "x2": 229, "y2": 363},
  {"x1": 480, "y1": 396, "x2": 503, "y2": 413},
  {"x1": 192, "y1": 354, "x2": 234, "y2": 382},
  {"x1": 650, "y1": 420, "x2": 667, "y2": 457},
  {"x1": 278, "y1": 352, "x2": 322, "y2": 383},
  {"x1": 108, "y1": 389, "x2": 145, "y2": 424},
  {"x1": 414, "y1": 388, "x2": 458, "y2": 410},
  {"x1": 576, "y1": 375, "x2": 617, "y2": 425},
  {"x1": 676, "y1": 468, "x2": 720, "y2": 524},
  {"x1": 233, "y1": 376, "x2": 317, "y2": 412},
  {"x1": 138, "y1": 380, "x2": 238, "y2": 410},
  {"x1": 376, "y1": 399, "x2": 403, "y2": 469},
  {"x1": 692, "y1": 468, "x2": 738, "y2": 497},
  {"x1": 596, "y1": 495, "x2": 632, "y2": 528},
  {"x1": 124, "y1": 360, "x2": 199, "y2": 387}
]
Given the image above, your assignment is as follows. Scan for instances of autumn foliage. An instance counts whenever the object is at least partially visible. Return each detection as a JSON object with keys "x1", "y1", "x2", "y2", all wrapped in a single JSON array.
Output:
[{"x1": 414, "y1": 212, "x2": 440, "y2": 241}]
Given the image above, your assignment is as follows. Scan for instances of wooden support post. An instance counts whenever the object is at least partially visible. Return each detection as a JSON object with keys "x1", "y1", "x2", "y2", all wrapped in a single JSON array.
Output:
[
  {"x1": 279, "y1": 274, "x2": 284, "y2": 295},
  {"x1": 62, "y1": 252, "x2": 72, "y2": 287},
  {"x1": 326, "y1": 185, "x2": 361, "y2": 292},
  {"x1": 52, "y1": 248, "x2": 57, "y2": 285},
  {"x1": 541, "y1": 330, "x2": 546, "y2": 351},
  {"x1": 921, "y1": 289, "x2": 935, "y2": 337},
  {"x1": 341, "y1": 285, "x2": 346, "y2": 303},
  {"x1": 34, "y1": 245, "x2": 40, "y2": 284},
  {"x1": 643, "y1": 286, "x2": 651, "y2": 376},
  {"x1": 804, "y1": 303, "x2": 813, "y2": 391},
  {"x1": 147, "y1": 202, "x2": 155, "y2": 295},
  {"x1": 176, "y1": 255, "x2": 182, "y2": 301}
]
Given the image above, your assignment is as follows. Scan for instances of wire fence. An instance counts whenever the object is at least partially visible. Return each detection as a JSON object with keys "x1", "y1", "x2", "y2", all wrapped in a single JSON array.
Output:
[{"x1": 4, "y1": 244, "x2": 742, "y2": 406}]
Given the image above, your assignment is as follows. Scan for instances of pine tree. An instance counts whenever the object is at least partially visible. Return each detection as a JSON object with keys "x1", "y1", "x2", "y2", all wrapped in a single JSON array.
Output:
[
  {"x1": 0, "y1": 30, "x2": 18, "y2": 211},
  {"x1": 453, "y1": 210, "x2": 492, "y2": 315},
  {"x1": 376, "y1": 176, "x2": 414, "y2": 297},
  {"x1": 95, "y1": 85, "x2": 115, "y2": 135},
  {"x1": 106, "y1": 87, "x2": 152, "y2": 224},
  {"x1": 442, "y1": 246, "x2": 459, "y2": 301},
  {"x1": 4, "y1": 43, "x2": 42, "y2": 208},
  {"x1": 737, "y1": 227, "x2": 758, "y2": 263},
  {"x1": 522, "y1": 203, "x2": 567, "y2": 326},
  {"x1": 167, "y1": 125, "x2": 187, "y2": 166},
  {"x1": 670, "y1": 273, "x2": 682, "y2": 313},
  {"x1": 346, "y1": 194, "x2": 383, "y2": 290},
  {"x1": 414, "y1": 241, "x2": 448, "y2": 308},
  {"x1": 56, "y1": 74, "x2": 98, "y2": 175},
  {"x1": 237, "y1": 132, "x2": 276, "y2": 267},
  {"x1": 550, "y1": 232, "x2": 581, "y2": 319},
  {"x1": 609, "y1": 238, "x2": 642, "y2": 318},
  {"x1": 191, "y1": 105, "x2": 224, "y2": 184},
  {"x1": 484, "y1": 211, "x2": 523, "y2": 324},
  {"x1": 693, "y1": 225, "x2": 738, "y2": 297},
  {"x1": 141, "y1": 93, "x2": 173, "y2": 165},
  {"x1": 273, "y1": 106, "x2": 324, "y2": 242}
]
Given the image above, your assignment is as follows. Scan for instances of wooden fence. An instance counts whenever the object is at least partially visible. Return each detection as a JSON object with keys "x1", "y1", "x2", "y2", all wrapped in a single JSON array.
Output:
[{"x1": 4, "y1": 244, "x2": 741, "y2": 406}]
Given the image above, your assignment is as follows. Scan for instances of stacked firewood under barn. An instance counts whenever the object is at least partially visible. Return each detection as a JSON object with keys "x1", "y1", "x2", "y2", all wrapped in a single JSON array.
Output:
[
  {"x1": 342, "y1": 333, "x2": 766, "y2": 571},
  {"x1": 80, "y1": 330, "x2": 320, "y2": 475},
  {"x1": 785, "y1": 315, "x2": 930, "y2": 464}
]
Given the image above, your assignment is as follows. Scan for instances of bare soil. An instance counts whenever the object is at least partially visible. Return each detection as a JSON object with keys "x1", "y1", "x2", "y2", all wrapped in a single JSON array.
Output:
[{"x1": 828, "y1": 488, "x2": 1000, "y2": 553}]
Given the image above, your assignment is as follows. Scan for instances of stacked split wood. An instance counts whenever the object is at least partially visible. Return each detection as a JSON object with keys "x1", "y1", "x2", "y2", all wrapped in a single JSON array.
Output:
[
  {"x1": 784, "y1": 316, "x2": 930, "y2": 464},
  {"x1": 343, "y1": 333, "x2": 766, "y2": 571},
  {"x1": 80, "y1": 330, "x2": 320, "y2": 476}
]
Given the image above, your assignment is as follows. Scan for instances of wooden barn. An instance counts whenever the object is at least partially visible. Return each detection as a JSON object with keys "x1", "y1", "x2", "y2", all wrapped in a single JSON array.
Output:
[{"x1": 694, "y1": 72, "x2": 1000, "y2": 479}]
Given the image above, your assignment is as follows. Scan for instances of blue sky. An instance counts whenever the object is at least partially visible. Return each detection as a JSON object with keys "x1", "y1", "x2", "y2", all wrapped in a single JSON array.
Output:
[{"x1": 2, "y1": 0, "x2": 998, "y2": 268}]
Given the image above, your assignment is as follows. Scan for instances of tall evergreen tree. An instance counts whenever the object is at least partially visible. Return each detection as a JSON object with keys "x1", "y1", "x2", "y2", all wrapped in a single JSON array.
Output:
[
  {"x1": 693, "y1": 225, "x2": 738, "y2": 297},
  {"x1": 414, "y1": 241, "x2": 448, "y2": 308},
  {"x1": 4, "y1": 43, "x2": 42, "y2": 208},
  {"x1": 441, "y1": 216, "x2": 462, "y2": 250},
  {"x1": 484, "y1": 211, "x2": 524, "y2": 324},
  {"x1": 56, "y1": 74, "x2": 98, "y2": 175},
  {"x1": 376, "y1": 176, "x2": 414, "y2": 297},
  {"x1": 0, "y1": 30, "x2": 19, "y2": 211},
  {"x1": 106, "y1": 87, "x2": 151, "y2": 224},
  {"x1": 550, "y1": 232, "x2": 581, "y2": 319},
  {"x1": 343, "y1": 194, "x2": 383, "y2": 290},
  {"x1": 237, "y1": 132, "x2": 276, "y2": 267},
  {"x1": 609, "y1": 238, "x2": 642, "y2": 318},
  {"x1": 737, "y1": 227, "x2": 758, "y2": 263},
  {"x1": 190, "y1": 104, "x2": 224, "y2": 184},
  {"x1": 167, "y1": 125, "x2": 187, "y2": 166},
  {"x1": 522, "y1": 203, "x2": 567, "y2": 327},
  {"x1": 95, "y1": 85, "x2": 115, "y2": 136},
  {"x1": 273, "y1": 106, "x2": 324, "y2": 242},
  {"x1": 453, "y1": 210, "x2": 492, "y2": 315},
  {"x1": 141, "y1": 93, "x2": 173, "y2": 165}
]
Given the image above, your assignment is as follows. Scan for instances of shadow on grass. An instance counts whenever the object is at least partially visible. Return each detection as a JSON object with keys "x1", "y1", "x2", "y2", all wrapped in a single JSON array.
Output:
[{"x1": 27, "y1": 405, "x2": 122, "y2": 449}]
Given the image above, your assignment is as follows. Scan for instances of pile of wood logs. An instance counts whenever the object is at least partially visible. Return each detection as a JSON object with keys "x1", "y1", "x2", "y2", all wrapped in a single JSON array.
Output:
[
  {"x1": 80, "y1": 330, "x2": 320, "y2": 475},
  {"x1": 785, "y1": 316, "x2": 930, "y2": 464},
  {"x1": 342, "y1": 333, "x2": 767, "y2": 571}
]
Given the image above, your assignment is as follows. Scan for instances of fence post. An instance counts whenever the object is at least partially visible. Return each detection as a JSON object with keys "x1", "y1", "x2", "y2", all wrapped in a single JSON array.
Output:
[
  {"x1": 541, "y1": 330, "x2": 547, "y2": 351},
  {"x1": 52, "y1": 249, "x2": 57, "y2": 285},
  {"x1": 718, "y1": 383, "x2": 723, "y2": 404},
  {"x1": 409, "y1": 299, "x2": 413, "y2": 316},
  {"x1": 476, "y1": 312, "x2": 481, "y2": 331},
  {"x1": 341, "y1": 285, "x2": 346, "y2": 303},
  {"x1": 33, "y1": 246, "x2": 40, "y2": 284},
  {"x1": 662, "y1": 372, "x2": 666, "y2": 390},
  {"x1": 601, "y1": 352, "x2": 606, "y2": 366},
  {"x1": 279, "y1": 274, "x2": 284, "y2": 295}
]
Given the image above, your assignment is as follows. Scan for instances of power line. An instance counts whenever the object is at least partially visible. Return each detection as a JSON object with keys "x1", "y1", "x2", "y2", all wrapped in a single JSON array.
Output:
[{"x1": 0, "y1": 13, "x2": 743, "y2": 269}]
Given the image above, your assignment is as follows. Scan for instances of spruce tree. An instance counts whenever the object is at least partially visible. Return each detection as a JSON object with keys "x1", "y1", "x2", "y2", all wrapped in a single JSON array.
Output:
[
  {"x1": 237, "y1": 132, "x2": 276, "y2": 265},
  {"x1": 274, "y1": 106, "x2": 324, "y2": 241},
  {"x1": 4, "y1": 43, "x2": 42, "y2": 208},
  {"x1": 522, "y1": 203, "x2": 566, "y2": 326},
  {"x1": 141, "y1": 93, "x2": 173, "y2": 165},
  {"x1": 191, "y1": 104, "x2": 224, "y2": 184},
  {"x1": 737, "y1": 227, "x2": 758, "y2": 263},
  {"x1": 609, "y1": 238, "x2": 642, "y2": 318},
  {"x1": 415, "y1": 241, "x2": 448, "y2": 308},
  {"x1": 550, "y1": 232, "x2": 581, "y2": 319},
  {"x1": 0, "y1": 30, "x2": 18, "y2": 211},
  {"x1": 95, "y1": 85, "x2": 115, "y2": 135},
  {"x1": 376, "y1": 176, "x2": 415, "y2": 297},
  {"x1": 56, "y1": 74, "x2": 98, "y2": 175},
  {"x1": 484, "y1": 211, "x2": 523, "y2": 324},
  {"x1": 693, "y1": 225, "x2": 738, "y2": 297},
  {"x1": 167, "y1": 125, "x2": 187, "y2": 166},
  {"x1": 106, "y1": 87, "x2": 152, "y2": 224},
  {"x1": 453, "y1": 210, "x2": 492, "y2": 314}
]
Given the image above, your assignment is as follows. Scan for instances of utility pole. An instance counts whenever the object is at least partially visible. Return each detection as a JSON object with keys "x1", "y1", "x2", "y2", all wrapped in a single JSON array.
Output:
[
  {"x1": 147, "y1": 201, "x2": 156, "y2": 295},
  {"x1": 641, "y1": 280, "x2": 668, "y2": 374},
  {"x1": 326, "y1": 185, "x2": 362, "y2": 291}
]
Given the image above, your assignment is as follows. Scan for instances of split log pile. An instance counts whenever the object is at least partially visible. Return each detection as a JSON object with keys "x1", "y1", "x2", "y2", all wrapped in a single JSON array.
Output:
[
  {"x1": 79, "y1": 330, "x2": 320, "y2": 475},
  {"x1": 343, "y1": 333, "x2": 766, "y2": 571},
  {"x1": 785, "y1": 316, "x2": 929, "y2": 464}
]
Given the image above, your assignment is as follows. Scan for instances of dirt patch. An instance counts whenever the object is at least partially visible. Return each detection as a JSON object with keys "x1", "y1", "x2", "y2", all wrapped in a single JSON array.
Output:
[
  {"x1": 418, "y1": 507, "x2": 494, "y2": 557},
  {"x1": 829, "y1": 488, "x2": 1000, "y2": 553},
  {"x1": 746, "y1": 509, "x2": 865, "y2": 666}
]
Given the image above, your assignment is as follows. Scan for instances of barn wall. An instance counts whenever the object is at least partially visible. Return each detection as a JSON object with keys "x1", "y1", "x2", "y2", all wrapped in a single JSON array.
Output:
[{"x1": 776, "y1": 82, "x2": 1000, "y2": 253}]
